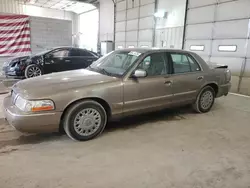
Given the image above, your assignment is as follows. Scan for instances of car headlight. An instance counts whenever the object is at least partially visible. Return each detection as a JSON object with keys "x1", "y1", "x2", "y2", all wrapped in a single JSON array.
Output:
[{"x1": 15, "y1": 96, "x2": 55, "y2": 112}]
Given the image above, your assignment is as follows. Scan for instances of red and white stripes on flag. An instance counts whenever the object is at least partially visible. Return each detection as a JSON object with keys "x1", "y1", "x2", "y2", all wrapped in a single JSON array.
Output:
[{"x1": 0, "y1": 15, "x2": 31, "y2": 57}]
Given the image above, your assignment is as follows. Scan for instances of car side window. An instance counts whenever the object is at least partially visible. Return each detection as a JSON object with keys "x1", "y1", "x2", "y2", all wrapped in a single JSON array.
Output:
[
  {"x1": 170, "y1": 53, "x2": 201, "y2": 74},
  {"x1": 188, "y1": 56, "x2": 201, "y2": 72},
  {"x1": 137, "y1": 53, "x2": 168, "y2": 76},
  {"x1": 51, "y1": 50, "x2": 69, "y2": 57},
  {"x1": 79, "y1": 50, "x2": 94, "y2": 57},
  {"x1": 69, "y1": 49, "x2": 80, "y2": 57}
]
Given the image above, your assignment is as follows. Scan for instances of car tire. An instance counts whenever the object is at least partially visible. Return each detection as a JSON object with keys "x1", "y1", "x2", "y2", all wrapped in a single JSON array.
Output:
[
  {"x1": 25, "y1": 64, "x2": 43, "y2": 78},
  {"x1": 63, "y1": 100, "x2": 107, "y2": 141},
  {"x1": 193, "y1": 86, "x2": 215, "y2": 113}
]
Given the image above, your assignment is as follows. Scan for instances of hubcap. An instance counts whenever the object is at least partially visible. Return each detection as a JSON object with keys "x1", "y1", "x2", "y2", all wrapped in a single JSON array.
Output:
[
  {"x1": 73, "y1": 108, "x2": 101, "y2": 136},
  {"x1": 200, "y1": 91, "x2": 213, "y2": 110},
  {"x1": 27, "y1": 66, "x2": 42, "y2": 77}
]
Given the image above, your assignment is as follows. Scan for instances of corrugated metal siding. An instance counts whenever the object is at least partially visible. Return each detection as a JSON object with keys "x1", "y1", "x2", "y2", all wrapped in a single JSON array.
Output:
[{"x1": 0, "y1": 0, "x2": 24, "y2": 14}]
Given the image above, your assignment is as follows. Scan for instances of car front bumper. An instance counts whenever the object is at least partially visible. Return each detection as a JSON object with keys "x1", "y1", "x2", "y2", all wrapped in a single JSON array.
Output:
[
  {"x1": 217, "y1": 82, "x2": 231, "y2": 97},
  {"x1": 2, "y1": 66, "x2": 24, "y2": 78},
  {"x1": 3, "y1": 95, "x2": 62, "y2": 133}
]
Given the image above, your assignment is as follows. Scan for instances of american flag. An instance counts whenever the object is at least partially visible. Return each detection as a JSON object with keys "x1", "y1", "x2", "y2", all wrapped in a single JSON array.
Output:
[{"x1": 0, "y1": 15, "x2": 31, "y2": 57}]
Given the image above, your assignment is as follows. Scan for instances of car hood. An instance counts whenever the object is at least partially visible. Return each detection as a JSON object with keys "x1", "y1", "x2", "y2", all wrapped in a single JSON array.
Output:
[
  {"x1": 13, "y1": 69, "x2": 119, "y2": 99},
  {"x1": 4, "y1": 55, "x2": 30, "y2": 66}
]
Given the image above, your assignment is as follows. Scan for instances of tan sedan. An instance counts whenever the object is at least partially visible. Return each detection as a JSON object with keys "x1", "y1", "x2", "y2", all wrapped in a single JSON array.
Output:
[{"x1": 3, "y1": 49, "x2": 231, "y2": 141}]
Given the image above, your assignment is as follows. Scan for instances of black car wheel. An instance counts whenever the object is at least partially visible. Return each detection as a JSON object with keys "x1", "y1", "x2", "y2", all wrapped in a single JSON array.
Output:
[
  {"x1": 193, "y1": 86, "x2": 215, "y2": 113},
  {"x1": 63, "y1": 100, "x2": 107, "y2": 141},
  {"x1": 25, "y1": 64, "x2": 43, "y2": 78}
]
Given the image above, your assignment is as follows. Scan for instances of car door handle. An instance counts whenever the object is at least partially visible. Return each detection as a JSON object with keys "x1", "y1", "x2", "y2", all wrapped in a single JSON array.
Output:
[
  {"x1": 164, "y1": 80, "x2": 173, "y2": 86},
  {"x1": 65, "y1": 60, "x2": 71, "y2": 63},
  {"x1": 87, "y1": 59, "x2": 93, "y2": 62},
  {"x1": 197, "y1": 76, "x2": 204, "y2": 80}
]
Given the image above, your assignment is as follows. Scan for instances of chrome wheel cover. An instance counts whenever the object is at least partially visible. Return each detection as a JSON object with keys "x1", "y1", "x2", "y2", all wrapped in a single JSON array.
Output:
[
  {"x1": 200, "y1": 90, "x2": 213, "y2": 110},
  {"x1": 73, "y1": 108, "x2": 102, "y2": 136},
  {"x1": 27, "y1": 66, "x2": 42, "y2": 77}
]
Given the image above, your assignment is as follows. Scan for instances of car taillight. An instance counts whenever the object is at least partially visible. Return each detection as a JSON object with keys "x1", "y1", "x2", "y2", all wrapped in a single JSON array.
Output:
[{"x1": 225, "y1": 69, "x2": 231, "y2": 82}]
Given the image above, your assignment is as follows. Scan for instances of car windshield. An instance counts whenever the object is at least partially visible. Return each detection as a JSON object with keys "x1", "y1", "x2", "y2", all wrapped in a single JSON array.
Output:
[{"x1": 87, "y1": 51, "x2": 142, "y2": 77}]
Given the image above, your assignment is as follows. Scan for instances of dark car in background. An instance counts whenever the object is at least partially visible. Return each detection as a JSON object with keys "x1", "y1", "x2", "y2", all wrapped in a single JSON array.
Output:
[{"x1": 2, "y1": 47, "x2": 99, "y2": 78}]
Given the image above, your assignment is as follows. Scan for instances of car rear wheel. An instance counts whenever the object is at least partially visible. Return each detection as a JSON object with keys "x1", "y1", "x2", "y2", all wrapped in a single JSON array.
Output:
[
  {"x1": 63, "y1": 100, "x2": 107, "y2": 141},
  {"x1": 25, "y1": 64, "x2": 43, "y2": 78},
  {"x1": 193, "y1": 86, "x2": 215, "y2": 113}
]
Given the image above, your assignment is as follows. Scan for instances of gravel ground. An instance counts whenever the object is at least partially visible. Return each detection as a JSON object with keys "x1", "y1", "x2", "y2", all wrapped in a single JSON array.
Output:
[{"x1": 0, "y1": 94, "x2": 250, "y2": 188}]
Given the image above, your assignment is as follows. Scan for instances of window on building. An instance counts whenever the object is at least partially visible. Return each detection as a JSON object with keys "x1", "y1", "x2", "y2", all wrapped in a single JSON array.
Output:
[{"x1": 190, "y1": 45, "x2": 205, "y2": 51}]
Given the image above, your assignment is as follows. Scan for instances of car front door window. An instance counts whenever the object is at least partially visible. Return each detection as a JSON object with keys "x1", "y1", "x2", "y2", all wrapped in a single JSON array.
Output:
[
  {"x1": 138, "y1": 53, "x2": 168, "y2": 76},
  {"x1": 52, "y1": 50, "x2": 69, "y2": 58}
]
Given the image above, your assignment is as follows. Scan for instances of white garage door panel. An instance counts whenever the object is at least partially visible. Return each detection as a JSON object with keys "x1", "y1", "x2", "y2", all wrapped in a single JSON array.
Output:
[
  {"x1": 185, "y1": 40, "x2": 211, "y2": 56},
  {"x1": 246, "y1": 39, "x2": 250, "y2": 58},
  {"x1": 126, "y1": 19, "x2": 138, "y2": 31},
  {"x1": 138, "y1": 41, "x2": 152, "y2": 48},
  {"x1": 117, "y1": 1, "x2": 126, "y2": 11},
  {"x1": 127, "y1": 7, "x2": 139, "y2": 20},
  {"x1": 126, "y1": 31, "x2": 138, "y2": 41},
  {"x1": 115, "y1": 32, "x2": 126, "y2": 42},
  {"x1": 139, "y1": 17, "x2": 154, "y2": 29},
  {"x1": 186, "y1": 23, "x2": 213, "y2": 39},
  {"x1": 213, "y1": 19, "x2": 249, "y2": 39},
  {"x1": 140, "y1": 0, "x2": 155, "y2": 6},
  {"x1": 187, "y1": 5, "x2": 215, "y2": 24},
  {"x1": 199, "y1": 56, "x2": 210, "y2": 62},
  {"x1": 116, "y1": 21, "x2": 126, "y2": 32},
  {"x1": 210, "y1": 57, "x2": 244, "y2": 75},
  {"x1": 243, "y1": 59, "x2": 250, "y2": 77},
  {"x1": 128, "y1": 0, "x2": 140, "y2": 8},
  {"x1": 126, "y1": 42, "x2": 137, "y2": 48},
  {"x1": 116, "y1": 11, "x2": 126, "y2": 21},
  {"x1": 216, "y1": 0, "x2": 250, "y2": 21},
  {"x1": 218, "y1": 0, "x2": 233, "y2": 2},
  {"x1": 188, "y1": 0, "x2": 217, "y2": 8},
  {"x1": 139, "y1": 29, "x2": 153, "y2": 41},
  {"x1": 140, "y1": 3, "x2": 155, "y2": 18},
  {"x1": 211, "y1": 39, "x2": 246, "y2": 57},
  {"x1": 115, "y1": 42, "x2": 125, "y2": 49}
]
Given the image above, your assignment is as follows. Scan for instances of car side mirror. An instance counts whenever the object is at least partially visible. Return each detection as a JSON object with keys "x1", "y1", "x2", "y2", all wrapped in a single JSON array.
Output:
[{"x1": 133, "y1": 69, "x2": 147, "y2": 78}]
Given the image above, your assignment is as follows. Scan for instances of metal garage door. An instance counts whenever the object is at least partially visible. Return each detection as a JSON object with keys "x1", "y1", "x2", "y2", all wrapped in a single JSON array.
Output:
[
  {"x1": 115, "y1": 0, "x2": 155, "y2": 49},
  {"x1": 183, "y1": 0, "x2": 250, "y2": 95}
]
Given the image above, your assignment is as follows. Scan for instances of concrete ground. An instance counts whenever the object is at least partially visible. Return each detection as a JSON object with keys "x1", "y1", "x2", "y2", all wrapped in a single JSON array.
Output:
[{"x1": 0, "y1": 94, "x2": 250, "y2": 188}]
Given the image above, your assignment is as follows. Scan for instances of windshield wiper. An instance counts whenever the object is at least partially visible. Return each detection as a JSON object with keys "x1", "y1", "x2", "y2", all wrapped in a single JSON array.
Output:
[
  {"x1": 96, "y1": 68, "x2": 112, "y2": 76},
  {"x1": 88, "y1": 66, "x2": 112, "y2": 76}
]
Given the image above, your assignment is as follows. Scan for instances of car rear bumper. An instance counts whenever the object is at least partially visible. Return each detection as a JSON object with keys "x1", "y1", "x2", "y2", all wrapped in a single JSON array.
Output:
[
  {"x1": 217, "y1": 83, "x2": 231, "y2": 97},
  {"x1": 3, "y1": 95, "x2": 62, "y2": 133}
]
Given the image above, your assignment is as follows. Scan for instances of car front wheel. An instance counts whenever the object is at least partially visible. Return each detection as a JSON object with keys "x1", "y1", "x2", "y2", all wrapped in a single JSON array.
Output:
[
  {"x1": 63, "y1": 100, "x2": 107, "y2": 141},
  {"x1": 193, "y1": 86, "x2": 215, "y2": 113},
  {"x1": 25, "y1": 64, "x2": 43, "y2": 78}
]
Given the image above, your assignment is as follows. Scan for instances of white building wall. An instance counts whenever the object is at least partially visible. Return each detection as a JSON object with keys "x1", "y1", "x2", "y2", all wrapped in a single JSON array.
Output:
[{"x1": 99, "y1": 0, "x2": 114, "y2": 41}]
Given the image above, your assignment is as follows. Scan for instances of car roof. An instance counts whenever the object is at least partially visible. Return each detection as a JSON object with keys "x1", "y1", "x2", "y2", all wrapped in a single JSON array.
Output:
[
  {"x1": 51, "y1": 46, "x2": 88, "y2": 51},
  {"x1": 116, "y1": 48, "x2": 191, "y2": 54}
]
